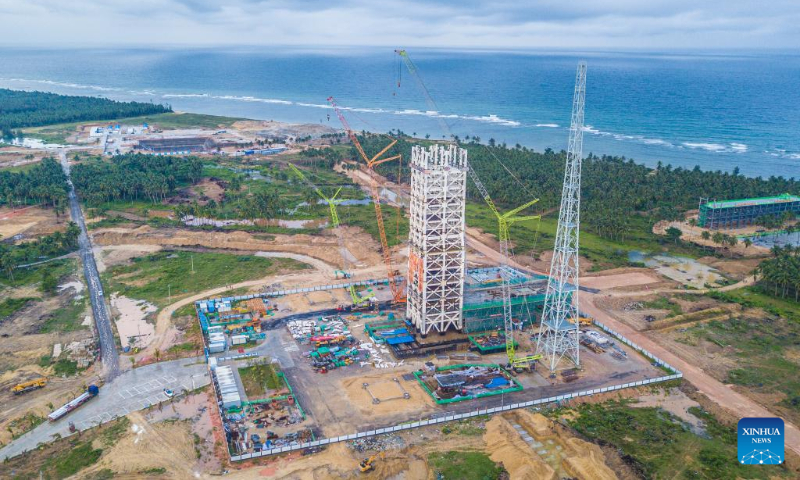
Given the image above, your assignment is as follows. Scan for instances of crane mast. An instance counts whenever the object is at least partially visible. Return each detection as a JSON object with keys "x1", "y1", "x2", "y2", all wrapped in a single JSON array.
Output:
[
  {"x1": 536, "y1": 62, "x2": 587, "y2": 372},
  {"x1": 287, "y1": 164, "x2": 350, "y2": 277},
  {"x1": 327, "y1": 96, "x2": 406, "y2": 303}
]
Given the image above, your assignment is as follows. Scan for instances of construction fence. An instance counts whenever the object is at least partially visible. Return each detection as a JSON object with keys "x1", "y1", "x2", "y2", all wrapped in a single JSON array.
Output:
[{"x1": 228, "y1": 317, "x2": 683, "y2": 462}]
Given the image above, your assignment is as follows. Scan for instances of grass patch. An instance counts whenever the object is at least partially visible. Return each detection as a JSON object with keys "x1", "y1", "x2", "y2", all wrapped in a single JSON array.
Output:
[
  {"x1": 52, "y1": 358, "x2": 80, "y2": 377},
  {"x1": 568, "y1": 400, "x2": 790, "y2": 479},
  {"x1": 238, "y1": 363, "x2": 282, "y2": 399},
  {"x1": 0, "y1": 297, "x2": 37, "y2": 320},
  {"x1": 172, "y1": 303, "x2": 197, "y2": 318},
  {"x1": 139, "y1": 467, "x2": 166, "y2": 475},
  {"x1": 465, "y1": 203, "x2": 708, "y2": 270},
  {"x1": 427, "y1": 451, "x2": 506, "y2": 480},
  {"x1": 441, "y1": 419, "x2": 486, "y2": 436},
  {"x1": 684, "y1": 315, "x2": 800, "y2": 422},
  {"x1": 40, "y1": 295, "x2": 88, "y2": 333},
  {"x1": 0, "y1": 259, "x2": 75, "y2": 289},
  {"x1": 22, "y1": 112, "x2": 244, "y2": 145},
  {"x1": 642, "y1": 296, "x2": 683, "y2": 317},
  {"x1": 707, "y1": 287, "x2": 800, "y2": 323},
  {"x1": 85, "y1": 469, "x2": 116, "y2": 480},
  {"x1": 339, "y1": 203, "x2": 408, "y2": 247},
  {"x1": 8, "y1": 413, "x2": 46, "y2": 440},
  {"x1": 43, "y1": 441, "x2": 104, "y2": 479},
  {"x1": 99, "y1": 417, "x2": 131, "y2": 447},
  {"x1": 103, "y1": 250, "x2": 308, "y2": 307},
  {"x1": 0, "y1": 161, "x2": 39, "y2": 173},
  {"x1": 37, "y1": 355, "x2": 81, "y2": 376}
]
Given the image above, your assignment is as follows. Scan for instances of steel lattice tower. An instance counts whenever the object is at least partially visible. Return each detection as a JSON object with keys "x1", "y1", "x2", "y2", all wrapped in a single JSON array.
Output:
[
  {"x1": 537, "y1": 62, "x2": 587, "y2": 372},
  {"x1": 407, "y1": 144, "x2": 468, "y2": 335}
]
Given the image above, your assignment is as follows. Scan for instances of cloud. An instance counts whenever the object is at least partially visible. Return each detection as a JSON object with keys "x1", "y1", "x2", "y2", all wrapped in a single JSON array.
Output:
[{"x1": 0, "y1": 0, "x2": 797, "y2": 49}]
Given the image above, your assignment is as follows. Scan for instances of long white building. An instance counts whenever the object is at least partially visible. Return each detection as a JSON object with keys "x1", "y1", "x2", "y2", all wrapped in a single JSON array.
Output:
[{"x1": 406, "y1": 144, "x2": 468, "y2": 335}]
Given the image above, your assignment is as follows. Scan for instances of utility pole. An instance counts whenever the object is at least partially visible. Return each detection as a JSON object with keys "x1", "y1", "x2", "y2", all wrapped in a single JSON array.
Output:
[
  {"x1": 191, "y1": 255, "x2": 194, "y2": 274},
  {"x1": 537, "y1": 62, "x2": 587, "y2": 373}
]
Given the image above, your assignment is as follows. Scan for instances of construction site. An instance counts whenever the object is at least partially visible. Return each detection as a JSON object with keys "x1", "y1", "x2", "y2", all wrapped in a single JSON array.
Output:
[{"x1": 181, "y1": 60, "x2": 677, "y2": 461}]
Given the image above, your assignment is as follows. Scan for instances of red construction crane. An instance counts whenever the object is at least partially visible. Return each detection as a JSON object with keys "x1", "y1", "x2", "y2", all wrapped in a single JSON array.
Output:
[{"x1": 327, "y1": 96, "x2": 406, "y2": 303}]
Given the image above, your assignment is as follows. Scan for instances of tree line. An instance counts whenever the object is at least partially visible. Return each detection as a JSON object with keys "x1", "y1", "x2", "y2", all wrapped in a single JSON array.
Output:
[
  {"x1": 0, "y1": 158, "x2": 69, "y2": 214},
  {"x1": 355, "y1": 133, "x2": 800, "y2": 241},
  {"x1": 0, "y1": 223, "x2": 80, "y2": 279},
  {"x1": 757, "y1": 245, "x2": 800, "y2": 300},
  {"x1": 71, "y1": 154, "x2": 204, "y2": 205},
  {"x1": 0, "y1": 89, "x2": 171, "y2": 136}
]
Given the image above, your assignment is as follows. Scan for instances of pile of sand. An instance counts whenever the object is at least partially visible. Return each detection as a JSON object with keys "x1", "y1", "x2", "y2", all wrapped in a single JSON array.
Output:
[
  {"x1": 509, "y1": 410, "x2": 618, "y2": 480},
  {"x1": 484, "y1": 415, "x2": 556, "y2": 479}
]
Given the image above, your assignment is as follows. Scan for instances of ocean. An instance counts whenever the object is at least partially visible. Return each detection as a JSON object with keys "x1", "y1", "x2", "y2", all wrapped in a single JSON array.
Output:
[{"x1": 0, "y1": 47, "x2": 798, "y2": 179}]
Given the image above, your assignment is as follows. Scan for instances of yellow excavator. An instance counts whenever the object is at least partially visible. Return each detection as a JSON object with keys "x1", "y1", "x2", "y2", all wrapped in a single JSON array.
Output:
[
  {"x1": 11, "y1": 377, "x2": 48, "y2": 395},
  {"x1": 359, "y1": 452, "x2": 385, "y2": 473}
]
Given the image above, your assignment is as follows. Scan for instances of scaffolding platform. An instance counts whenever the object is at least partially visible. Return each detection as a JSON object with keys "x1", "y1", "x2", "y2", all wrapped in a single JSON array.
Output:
[{"x1": 699, "y1": 194, "x2": 800, "y2": 229}]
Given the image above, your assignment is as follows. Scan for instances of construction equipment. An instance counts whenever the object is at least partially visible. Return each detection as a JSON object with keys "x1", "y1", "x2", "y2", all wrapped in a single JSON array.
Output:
[
  {"x1": 349, "y1": 285, "x2": 373, "y2": 307},
  {"x1": 48, "y1": 384, "x2": 99, "y2": 422},
  {"x1": 537, "y1": 62, "x2": 588, "y2": 373},
  {"x1": 395, "y1": 49, "x2": 541, "y2": 370},
  {"x1": 568, "y1": 317, "x2": 593, "y2": 326},
  {"x1": 11, "y1": 377, "x2": 47, "y2": 395},
  {"x1": 327, "y1": 96, "x2": 405, "y2": 303},
  {"x1": 288, "y1": 163, "x2": 352, "y2": 277},
  {"x1": 359, "y1": 452, "x2": 384, "y2": 473}
]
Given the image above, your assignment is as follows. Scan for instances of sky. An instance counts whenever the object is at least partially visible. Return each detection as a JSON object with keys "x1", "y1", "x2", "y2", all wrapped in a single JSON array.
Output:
[{"x1": 0, "y1": 0, "x2": 798, "y2": 50}]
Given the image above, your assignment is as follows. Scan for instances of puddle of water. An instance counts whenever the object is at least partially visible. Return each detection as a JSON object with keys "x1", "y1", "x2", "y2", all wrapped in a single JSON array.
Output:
[
  {"x1": 58, "y1": 281, "x2": 84, "y2": 294},
  {"x1": 0, "y1": 137, "x2": 65, "y2": 149},
  {"x1": 745, "y1": 231, "x2": 800, "y2": 248},
  {"x1": 629, "y1": 251, "x2": 724, "y2": 289},
  {"x1": 111, "y1": 294, "x2": 157, "y2": 349},
  {"x1": 182, "y1": 216, "x2": 328, "y2": 229}
]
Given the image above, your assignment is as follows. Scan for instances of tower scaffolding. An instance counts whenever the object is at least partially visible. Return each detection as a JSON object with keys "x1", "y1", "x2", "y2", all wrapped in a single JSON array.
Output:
[
  {"x1": 537, "y1": 62, "x2": 587, "y2": 372},
  {"x1": 406, "y1": 144, "x2": 468, "y2": 335}
]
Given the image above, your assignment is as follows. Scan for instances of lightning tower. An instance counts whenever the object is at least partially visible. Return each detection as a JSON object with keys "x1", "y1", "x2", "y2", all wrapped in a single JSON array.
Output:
[{"x1": 537, "y1": 62, "x2": 587, "y2": 372}]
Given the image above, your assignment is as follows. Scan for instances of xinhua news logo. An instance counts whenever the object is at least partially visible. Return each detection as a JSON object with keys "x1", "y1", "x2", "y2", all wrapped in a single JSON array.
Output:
[{"x1": 738, "y1": 417, "x2": 784, "y2": 465}]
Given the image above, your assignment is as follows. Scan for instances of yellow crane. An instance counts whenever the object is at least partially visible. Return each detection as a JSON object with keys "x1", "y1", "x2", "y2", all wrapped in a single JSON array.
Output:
[
  {"x1": 11, "y1": 377, "x2": 47, "y2": 395},
  {"x1": 327, "y1": 96, "x2": 406, "y2": 303}
]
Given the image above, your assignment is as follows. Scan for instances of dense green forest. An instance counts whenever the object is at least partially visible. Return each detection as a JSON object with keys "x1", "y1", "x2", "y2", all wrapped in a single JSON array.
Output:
[
  {"x1": 358, "y1": 134, "x2": 799, "y2": 241},
  {"x1": 71, "y1": 154, "x2": 204, "y2": 205},
  {"x1": 0, "y1": 89, "x2": 170, "y2": 137},
  {"x1": 0, "y1": 157, "x2": 69, "y2": 212},
  {"x1": 0, "y1": 224, "x2": 80, "y2": 279},
  {"x1": 757, "y1": 245, "x2": 800, "y2": 300}
]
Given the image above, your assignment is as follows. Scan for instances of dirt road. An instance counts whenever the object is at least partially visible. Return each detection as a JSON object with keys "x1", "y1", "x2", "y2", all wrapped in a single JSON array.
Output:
[
  {"x1": 579, "y1": 293, "x2": 800, "y2": 456},
  {"x1": 146, "y1": 251, "x2": 388, "y2": 354}
]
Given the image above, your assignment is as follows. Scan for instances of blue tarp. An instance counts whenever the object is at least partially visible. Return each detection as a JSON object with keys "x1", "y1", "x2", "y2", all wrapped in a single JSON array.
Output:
[
  {"x1": 386, "y1": 335, "x2": 415, "y2": 345},
  {"x1": 485, "y1": 377, "x2": 511, "y2": 389},
  {"x1": 379, "y1": 328, "x2": 409, "y2": 337}
]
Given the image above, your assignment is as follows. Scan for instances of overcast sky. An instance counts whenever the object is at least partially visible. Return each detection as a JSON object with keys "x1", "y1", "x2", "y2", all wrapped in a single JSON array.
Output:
[{"x1": 1, "y1": 0, "x2": 798, "y2": 50}]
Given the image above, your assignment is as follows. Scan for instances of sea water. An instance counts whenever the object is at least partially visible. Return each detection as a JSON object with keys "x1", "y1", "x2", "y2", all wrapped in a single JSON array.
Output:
[{"x1": 1, "y1": 47, "x2": 798, "y2": 178}]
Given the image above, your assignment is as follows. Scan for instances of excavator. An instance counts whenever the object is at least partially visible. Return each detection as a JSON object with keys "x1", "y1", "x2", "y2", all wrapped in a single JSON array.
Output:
[
  {"x1": 359, "y1": 452, "x2": 385, "y2": 473},
  {"x1": 11, "y1": 377, "x2": 48, "y2": 395}
]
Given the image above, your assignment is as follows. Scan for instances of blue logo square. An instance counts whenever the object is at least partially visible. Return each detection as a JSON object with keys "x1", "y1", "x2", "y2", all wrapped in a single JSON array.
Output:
[{"x1": 738, "y1": 417, "x2": 784, "y2": 465}]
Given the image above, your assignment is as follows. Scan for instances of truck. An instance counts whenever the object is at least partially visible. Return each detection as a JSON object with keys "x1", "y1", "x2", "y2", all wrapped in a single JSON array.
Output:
[
  {"x1": 11, "y1": 377, "x2": 48, "y2": 395},
  {"x1": 48, "y1": 384, "x2": 99, "y2": 422}
]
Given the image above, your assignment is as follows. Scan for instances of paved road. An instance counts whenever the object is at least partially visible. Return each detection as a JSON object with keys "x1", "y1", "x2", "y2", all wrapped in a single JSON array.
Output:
[
  {"x1": 59, "y1": 150, "x2": 120, "y2": 380},
  {"x1": 0, "y1": 357, "x2": 210, "y2": 461},
  {"x1": 580, "y1": 292, "x2": 800, "y2": 456}
]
